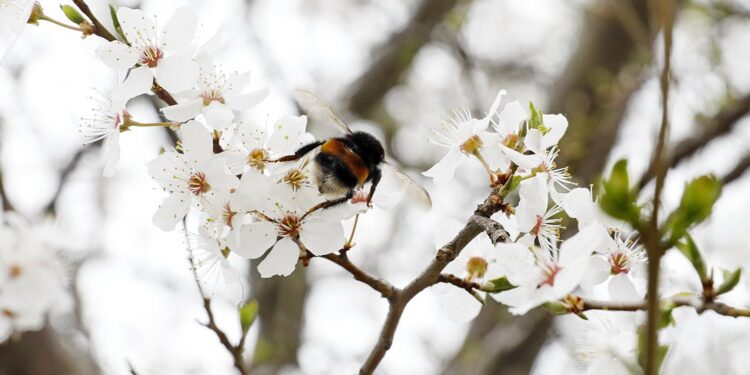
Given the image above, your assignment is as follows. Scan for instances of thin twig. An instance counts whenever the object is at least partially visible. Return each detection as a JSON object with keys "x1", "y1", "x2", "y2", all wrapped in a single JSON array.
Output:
[
  {"x1": 72, "y1": 0, "x2": 117, "y2": 41},
  {"x1": 722, "y1": 153, "x2": 750, "y2": 185},
  {"x1": 581, "y1": 297, "x2": 750, "y2": 318},
  {"x1": 321, "y1": 253, "x2": 396, "y2": 299}
]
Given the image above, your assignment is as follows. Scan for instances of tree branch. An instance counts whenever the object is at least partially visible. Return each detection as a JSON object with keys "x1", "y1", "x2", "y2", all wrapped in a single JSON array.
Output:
[
  {"x1": 722, "y1": 153, "x2": 750, "y2": 185},
  {"x1": 322, "y1": 253, "x2": 396, "y2": 299},
  {"x1": 638, "y1": 92, "x2": 750, "y2": 189},
  {"x1": 72, "y1": 0, "x2": 117, "y2": 41},
  {"x1": 581, "y1": 296, "x2": 750, "y2": 318}
]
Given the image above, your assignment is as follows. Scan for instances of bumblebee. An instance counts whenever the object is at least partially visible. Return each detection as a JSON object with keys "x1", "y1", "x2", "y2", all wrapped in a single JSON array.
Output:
[{"x1": 273, "y1": 90, "x2": 431, "y2": 211}]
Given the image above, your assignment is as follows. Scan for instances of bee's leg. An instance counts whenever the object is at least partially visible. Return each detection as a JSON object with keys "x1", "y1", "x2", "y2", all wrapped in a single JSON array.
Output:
[
  {"x1": 269, "y1": 140, "x2": 324, "y2": 162},
  {"x1": 302, "y1": 191, "x2": 353, "y2": 219},
  {"x1": 365, "y1": 169, "x2": 382, "y2": 207}
]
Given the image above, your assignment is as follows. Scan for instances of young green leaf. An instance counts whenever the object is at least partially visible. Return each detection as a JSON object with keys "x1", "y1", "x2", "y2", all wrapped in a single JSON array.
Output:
[
  {"x1": 717, "y1": 268, "x2": 742, "y2": 296},
  {"x1": 239, "y1": 299, "x2": 259, "y2": 333},
  {"x1": 485, "y1": 276, "x2": 516, "y2": 293},
  {"x1": 599, "y1": 159, "x2": 640, "y2": 224},
  {"x1": 675, "y1": 234, "x2": 707, "y2": 281},
  {"x1": 667, "y1": 175, "x2": 722, "y2": 243}
]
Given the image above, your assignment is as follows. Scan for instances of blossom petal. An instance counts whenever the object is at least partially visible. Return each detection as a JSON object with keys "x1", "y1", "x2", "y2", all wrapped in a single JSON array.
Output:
[
  {"x1": 580, "y1": 256, "x2": 610, "y2": 291},
  {"x1": 112, "y1": 66, "x2": 152, "y2": 105},
  {"x1": 152, "y1": 192, "x2": 191, "y2": 231},
  {"x1": 96, "y1": 41, "x2": 139, "y2": 69},
  {"x1": 494, "y1": 100, "x2": 526, "y2": 136},
  {"x1": 117, "y1": 8, "x2": 154, "y2": 46},
  {"x1": 204, "y1": 158, "x2": 239, "y2": 193},
  {"x1": 161, "y1": 99, "x2": 202, "y2": 122},
  {"x1": 542, "y1": 114, "x2": 568, "y2": 148},
  {"x1": 234, "y1": 221, "x2": 277, "y2": 259},
  {"x1": 439, "y1": 285, "x2": 482, "y2": 322},
  {"x1": 162, "y1": 7, "x2": 197, "y2": 55},
  {"x1": 202, "y1": 101, "x2": 235, "y2": 132},
  {"x1": 499, "y1": 144, "x2": 540, "y2": 169},
  {"x1": 299, "y1": 219, "x2": 345, "y2": 256},
  {"x1": 225, "y1": 87, "x2": 269, "y2": 111},
  {"x1": 266, "y1": 115, "x2": 307, "y2": 155},
  {"x1": 559, "y1": 224, "x2": 610, "y2": 265},
  {"x1": 258, "y1": 238, "x2": 299, "y2": 278},
  {"x1": 180, "y1": 120, "x2": 212, "y2": 167},
  {"x1": 153, "y1": 55, "x2": 198, "y2": 93},
  {"x1": 422, "y1": 147, "x2": 466, "y2": 186},
  {"x1": 608, "y1": 274, "x2": 640, "y2": 301}
]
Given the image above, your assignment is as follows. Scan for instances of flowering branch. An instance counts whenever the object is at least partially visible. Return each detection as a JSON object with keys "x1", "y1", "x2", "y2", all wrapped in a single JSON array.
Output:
[{"x1": 579, "y1": 297, "x2": 750, "y2": 318}]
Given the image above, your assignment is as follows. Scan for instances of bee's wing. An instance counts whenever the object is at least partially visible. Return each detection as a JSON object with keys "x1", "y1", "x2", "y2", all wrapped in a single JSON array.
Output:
[
  {"x1": 293, "y1": 89, "x2": 352, "y2": 136},
  {"x1": 382, "y1": 161, "x2": 432, "y2": 209}
]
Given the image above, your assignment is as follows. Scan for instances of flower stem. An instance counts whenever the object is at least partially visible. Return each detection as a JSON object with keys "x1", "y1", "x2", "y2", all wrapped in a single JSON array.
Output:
[
  {"x1": 344, "y1": 214, "x2": 361, "y2": 250},
  {"x1": 121, "y1": 119, "x2": 178, "y2": 132},
  {"x1": 39, "y1": 15, "x2": 86, "y2": 32},
  {"x1": 472, "y1": 150, "x2": 497, "y2": 185}
]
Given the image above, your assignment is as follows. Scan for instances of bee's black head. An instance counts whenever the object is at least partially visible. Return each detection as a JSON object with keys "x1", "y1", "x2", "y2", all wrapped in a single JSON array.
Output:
[{"x1": 349, "y1": 131, "x2": 385, "y2": 168}]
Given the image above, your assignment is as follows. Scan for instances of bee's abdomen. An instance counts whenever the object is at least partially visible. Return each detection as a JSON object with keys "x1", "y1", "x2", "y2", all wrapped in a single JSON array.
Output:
[
  {"x1": 314, "y1": 152, "x2": 360, "y2": 194},
  {"x1": 319, "y1": 139, "x2": 369, "y2": 185}
]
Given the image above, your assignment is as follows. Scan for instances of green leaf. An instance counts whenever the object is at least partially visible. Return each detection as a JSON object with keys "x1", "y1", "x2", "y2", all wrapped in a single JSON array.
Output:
[
  {"x1": 508, "y1": 175, "x2": 522, "y2": 193},
  {"x1": 485, "y1": 276, "x2": 516, "y2": 293},
  {"x1": 599, "y1": 160, "x2": 640, "y2": 224},
  {"x1": 60, "y1": 5, "x2": 85, "y2": 24},
  {"x1": 528, "y1": 101, "x2": 545, "y2": 131},
  {"x1": 542, "y1": 301, "x2": 568, "y2": 315},
  {"x1": 109, "y1": 4, "x2": 127, "y2": 42},
  {"x1": 667, "y1": 175, "x2": 722, "y2": 243},
  {"x1": 675, "y1": 234, "x2": 707, "y2": 280},
  {"x1": 239, "y1": 299, "x2": 259, "y2": 333},
  {"x1": 658, "y1": 302, "x2": 675, "y2": 329},
  {"x1": 717, "y1": 268, "x2": 742, "y2": 295}
]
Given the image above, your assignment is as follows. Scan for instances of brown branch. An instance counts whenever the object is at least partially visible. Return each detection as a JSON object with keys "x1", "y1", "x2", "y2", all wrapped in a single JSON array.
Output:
[
  {"x1": 322, "y1": 253, "x2": 396, "y2": 299},
  {"x1": 638, "y1": 92, "x2": 750, "y2": 189},
  {"x1": 581, "y1": 297, "x2": 750, "y2": 318},
  {"x1": 0, "y1": 169, "x2": 14, "y2": 213},
  {"x1": 72, "y1": 0, "x2": 117, "y2": 41},
  {"x1": 722, "y1": 153, "x2": 750, "y2": 185}
]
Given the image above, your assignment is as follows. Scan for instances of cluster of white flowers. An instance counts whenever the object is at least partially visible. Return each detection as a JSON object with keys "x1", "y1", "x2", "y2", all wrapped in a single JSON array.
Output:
[
  {"x1": 77, "y1": 7, "x2": 409, "y2": 285},
  {"x1": 425, "y1": 90, "x2": 648, "y2": 324},
  {"x1": 0, "y1": 215, "x2": 71, "y2": 342}
]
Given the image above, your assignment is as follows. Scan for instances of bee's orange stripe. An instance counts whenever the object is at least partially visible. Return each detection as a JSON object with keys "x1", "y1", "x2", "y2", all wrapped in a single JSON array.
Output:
[{"x1": 321, "y1": 139, "x2": 369, "y2": 185}]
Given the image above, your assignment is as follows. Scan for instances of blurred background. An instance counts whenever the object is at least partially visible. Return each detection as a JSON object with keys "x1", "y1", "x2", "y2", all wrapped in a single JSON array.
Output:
[{"x1": 1, "y1": 0, "x2": 750, "y2": 374}]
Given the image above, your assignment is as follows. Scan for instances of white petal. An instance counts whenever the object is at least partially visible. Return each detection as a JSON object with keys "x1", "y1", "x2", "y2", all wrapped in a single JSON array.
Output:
[
  {"x1": 266, "y1": 115, "x2": 307, "y2": 155},
  {"x1": 439, "y1": 285, "x2": 483, "y2": 322},
  {"x1": 519, "y1": 174, "x2": 549, "y2": 209},
  {"x1": 478, "y1": 131, "x2": 509, "y2": 171},
  {"x1": 559, "y1": 224, "x2": 610, "y2": 265},
  {"x1": 117, "y1": 8, "x2": 153, "y2": 45},
  {"x1": 299, "y1": 219, "x2": 345, "y2": 256},
  {"x1": 153, "y1": 56, "x2": 198, "y2": 93},
  {"x1": 234, "y1": 222, "x2": 278, "y2": 259},
  {"x1": 112, "y1": 66, "x2": 153, "y2": 105},
  {"x1": 422, "y1": 147, "x2": 466, "y2": 186},
  {"x1": 225, "y1": 87, "x2": 269, "y2": 111},
  {"x1": 162, "y1": 7, "x2": 197, "y2": 55},
  {"x1": 204, "y1": 158, "x2": 239, "y2": 192},
  {"x1": 495, "y1": 243, "x2": 537, "y2": 286},
  {"x1": 580, "y1": 256, "x2": 610, "y2": 291},
  {"x1": 226, "y1": 71, "x2": 251, "y2": 94},
  {"x1": 202, "y1": 101, "x2": 235, "y2": 131},
  {"x1": 494, "y1": 100, "x2": 526, "y2": 136},
  {"x1": 102, "y1": 131, "x2": 120, "y2": 177},
  {"x1": 499, "y1": 144, "x2": 540, "y2": 169},
  {"x1": 162, "y1": 99, "x2": 202, "y2": 122},
  {"x1": 608, "y1": 274, "x2": 640, "y2": 302},
  {"x1": 180, "y1": 120, "x2": 213, "y2": 167},
  {"x1": 96, "y1": 41, "x2": 139, "y2": 69},
  {"x1": 258, "y1": 238, "x2": 300, "y2": 278},
  {"x1": 152, "y1": 192, "x2": 191, "y2": 231},
  {"x1": 524, "y1": 129, "x2": 545, "y2": 155},
  {"x1": 542, "y1": 114, "x2": 568, "y2": 148}
]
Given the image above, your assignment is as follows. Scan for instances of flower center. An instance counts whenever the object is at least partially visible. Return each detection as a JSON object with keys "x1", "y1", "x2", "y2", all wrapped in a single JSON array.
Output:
[
  {"x1": 351, "y1": 189, "x2": 368, "y2": 204},
  {"x1": 278, "y1": 214, "x2": 301, "y2": 237},
  {"x1": 466, "y1": 256, "x2": 488, "y2": 281},
  {"x1": 609, "y1": 251, "x2": 630, "y2": 274},
  {"x1": 139, "y1": 46, "x2": 163, "y2": 68},
  {"x1": 188, "y1": 172, "x2": 211, "y2": 196},
  {"x1": 1, "y1": 309, "x2": 15, "y2": 318},
  {"x1": 202, "y1": 89, "x2": 226, "y2": 106},
  {"x1": 502, "y1": 133, "x2": 519, "y2": 148},
  {"x1": 539, "y1": 263, "x2": 562, "y2": 287},
  {"x1": 221, "y1": 247, "x2": 231, "y2": 258},
  {"x1": 222, "y1": 202, "x2": 237, "y2": 228},
  {"x1": 530, "y1": 215, "x2": 543, "y2": 236},
  {"x1": 283, "y1": 168, "x2": 307, "y2": 190},
  {"x1": 248, "y1": 148, "x2": 268, "y2": 170},
  {"x1": 7, "y1": 264, "x2": 21, "y2": 279},
  {"x1": 459, "y1": 135, "x2": 483, "y2": 154}
]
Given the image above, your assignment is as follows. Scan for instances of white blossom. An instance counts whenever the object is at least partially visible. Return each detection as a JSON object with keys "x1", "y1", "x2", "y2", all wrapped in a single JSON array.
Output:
[
  {"x1": 582, "y1": 231, "x2": 647, "y2": 300},
  {"x1": 161, "y1": 59, "x2": 268, "y2": 131},
  {"x1": 0, "y1": 0, "x2": 34, "y2": 62},
  {"x1": 148, "y1": 120, "x2": 239, "y2": 231},
  {"x1": 96, "y1": 7, "x2": 199, "y2": 93},
  {"x1": 515, "y1": 174, "x2": 563, "y2": 254}
]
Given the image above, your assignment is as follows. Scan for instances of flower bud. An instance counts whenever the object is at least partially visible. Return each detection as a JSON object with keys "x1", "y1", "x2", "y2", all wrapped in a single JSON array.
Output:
[{"x1": 59, "y1": 5, "x2": 85, "y2": 25}]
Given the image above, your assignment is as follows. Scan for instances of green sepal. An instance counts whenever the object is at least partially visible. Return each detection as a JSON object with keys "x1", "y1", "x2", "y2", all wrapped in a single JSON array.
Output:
[
  {"x1": 239, "y1": 299, "x2": 259, "y2": 333},
  {"x1": 485, "y1": 276, "x2": 516, "y2": 293},
  {"x1": 60, "y1": 5, "x2": 85, "y2": 24}
]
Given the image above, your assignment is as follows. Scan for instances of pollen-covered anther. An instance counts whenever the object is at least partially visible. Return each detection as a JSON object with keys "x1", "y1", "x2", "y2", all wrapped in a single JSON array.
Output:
[
  {"x1": 201, "y1": 89, "x2": 226, "y2": 106},
  {"x1": 188, "y1": 172, "x2": 211, "y2": 196},
  {"x1": 609, "y1": 251, "x2": 631, "y2": 274},
  {"x1": 283, "y1": 169, "x2": 307, "y2": 190},
  {"x1": 459, "y1": 135, "x2": 483, "y2": 154},
  {"x1": 501, "y1": 133, "x2": 519, "y2": 148},
  {"x1": 466, "y1": 256, "x2": 488, "y2": 281},
  {"x1": 138, "y1": 46, "x2": 163, "y2": 67},
  {"x1": 7, "y1": 264, "x2": 22, "y2": 279},
  {"x1": 562, "y1": 294, "x2": 584, "y2": 313},
  {"x1": 221, "y1": 247, "x2": 231, "y2": 258},
  {"x1": 278, "y1": 214, "x2": 301, "y2": 237},
  {"x1": 248, "y1": 148, "x2": 268, "y2": 170}
]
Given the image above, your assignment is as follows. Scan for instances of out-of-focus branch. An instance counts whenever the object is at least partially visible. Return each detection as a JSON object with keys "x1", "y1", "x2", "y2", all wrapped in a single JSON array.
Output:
[
  {"x1": 322, "y1": 253, "x2": 396, "y2": 298},
  {"x1": 581, "y1": 297, "x2": 750, "y2": 318},
  {"x1": 0, "y1": 327, "x2": 100, "y2": 375},
  {"x1": 347, "y1": 0, "x2": 463, "y2": 122},
  {"x1": 638, "y1": 93, "x2": 750, "y2": 188},
  {"x1": 722, "y1": 153, "x2": 750, "y2": 185},
  {"x1": 0, "y1": 169, "x2": 13, "y2": 213}
]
